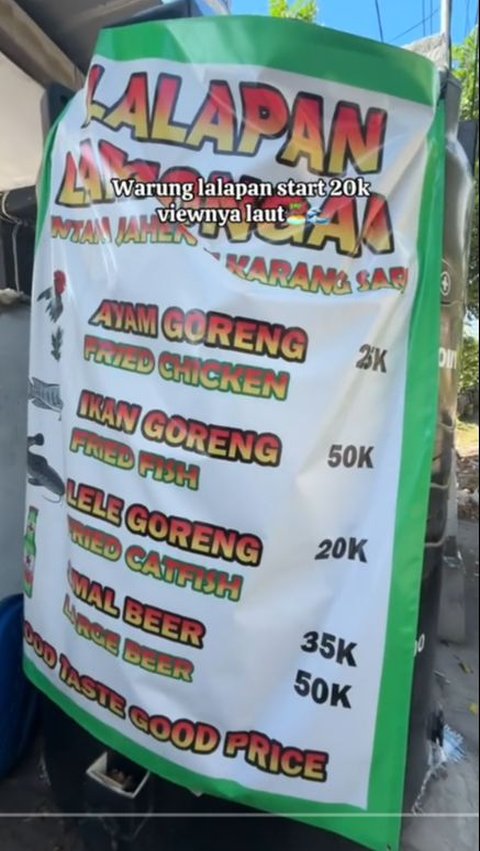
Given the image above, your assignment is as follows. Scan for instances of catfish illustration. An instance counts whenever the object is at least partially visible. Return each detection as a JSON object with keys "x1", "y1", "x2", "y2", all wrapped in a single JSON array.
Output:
[{"x1": 27, "y1": 434, "x2": 65, "y2": 501}]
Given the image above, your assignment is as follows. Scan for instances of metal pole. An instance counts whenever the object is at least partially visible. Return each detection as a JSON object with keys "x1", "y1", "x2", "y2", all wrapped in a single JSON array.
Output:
[{"x1": 441, "y1": 0, "x2": 452, "y2": 67}]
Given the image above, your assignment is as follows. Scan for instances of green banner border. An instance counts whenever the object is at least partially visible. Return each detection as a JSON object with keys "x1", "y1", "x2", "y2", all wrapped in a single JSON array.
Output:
[
  {"x1": 35, "y1": 16, "x2": 439, "y2": 248},
  {"x1": 95, "y1": 16, "x2": 438, "y2": 106},
  {"x1": 26, "y1": 18, "x2": 445, "y2": 851}
]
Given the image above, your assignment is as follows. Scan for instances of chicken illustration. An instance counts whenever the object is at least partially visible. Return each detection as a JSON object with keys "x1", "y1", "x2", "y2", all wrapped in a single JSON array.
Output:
[{"x1": 37, "y1": 270, "x2": 66, "y2": 322}]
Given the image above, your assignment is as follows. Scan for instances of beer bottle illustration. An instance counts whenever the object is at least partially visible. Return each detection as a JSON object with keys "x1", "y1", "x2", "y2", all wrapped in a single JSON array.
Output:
[{"x1": 23, "y1": 507, "x2": 38, "y2": 598}]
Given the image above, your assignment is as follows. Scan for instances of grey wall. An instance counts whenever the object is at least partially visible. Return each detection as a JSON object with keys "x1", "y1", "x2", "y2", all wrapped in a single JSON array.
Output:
[{"x1": 0, "y1": 304, "x2": 29, "y2": 598}]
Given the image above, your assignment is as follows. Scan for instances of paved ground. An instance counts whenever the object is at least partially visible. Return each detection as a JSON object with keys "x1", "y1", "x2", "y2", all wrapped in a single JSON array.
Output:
[
  {"x1": 401, "y1": 519, "x2": 479, "y2": 851},
  {"x1": 0, "y1": 521, "x2": 477, "y2": 851}
]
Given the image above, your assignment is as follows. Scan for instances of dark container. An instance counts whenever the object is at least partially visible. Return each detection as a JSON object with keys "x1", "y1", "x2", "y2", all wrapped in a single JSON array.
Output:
[{"x1": 403, "y1": 74, "x2": 475, "y2": 812}]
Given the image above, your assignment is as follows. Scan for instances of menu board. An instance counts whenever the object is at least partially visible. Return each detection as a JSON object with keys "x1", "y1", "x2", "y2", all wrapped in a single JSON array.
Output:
[{"x1": 24, "y1": 17, "x2": 444, "y2": 851}]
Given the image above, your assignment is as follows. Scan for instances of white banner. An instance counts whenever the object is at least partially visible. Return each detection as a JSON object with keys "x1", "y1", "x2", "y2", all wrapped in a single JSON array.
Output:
[{"x1": 23, "y1": 17, "x2": 444, "y2": 851}]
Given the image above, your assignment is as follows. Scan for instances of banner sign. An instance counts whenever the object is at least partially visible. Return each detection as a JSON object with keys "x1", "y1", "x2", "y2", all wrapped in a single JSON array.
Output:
[{"x1": 24, "y1": 17, "x2": 444, "y2": 851}]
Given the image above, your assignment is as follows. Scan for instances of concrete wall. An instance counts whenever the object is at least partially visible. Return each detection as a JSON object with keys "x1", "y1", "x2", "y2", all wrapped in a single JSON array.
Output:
[
  {"x1": 0, "y1": 51, "x2": 44, "y2": 191},
  {"x1": 0, "y1": 304, "x2": 29, "y2": 598}
]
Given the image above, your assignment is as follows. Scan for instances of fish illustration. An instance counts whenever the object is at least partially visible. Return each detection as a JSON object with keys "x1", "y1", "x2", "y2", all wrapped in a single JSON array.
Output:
[
  {"x1": 38, "y1": 270, "x2": 67, "y2": 322},
  {"x1": 28, "y1": 378, "x2": 63, "y2": 416},
  {"x1": 27, "y1": 434, "x2": 65, "y2": 501}
]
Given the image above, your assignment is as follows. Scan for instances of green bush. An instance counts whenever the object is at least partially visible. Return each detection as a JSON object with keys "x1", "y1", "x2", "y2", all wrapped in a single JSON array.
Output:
[
  {"x1": 269, "y1": 0, "x2": 318, "y2": 23},
  {"x1": 459, "y1": 334, "x2": 479, "y2": 392}
]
